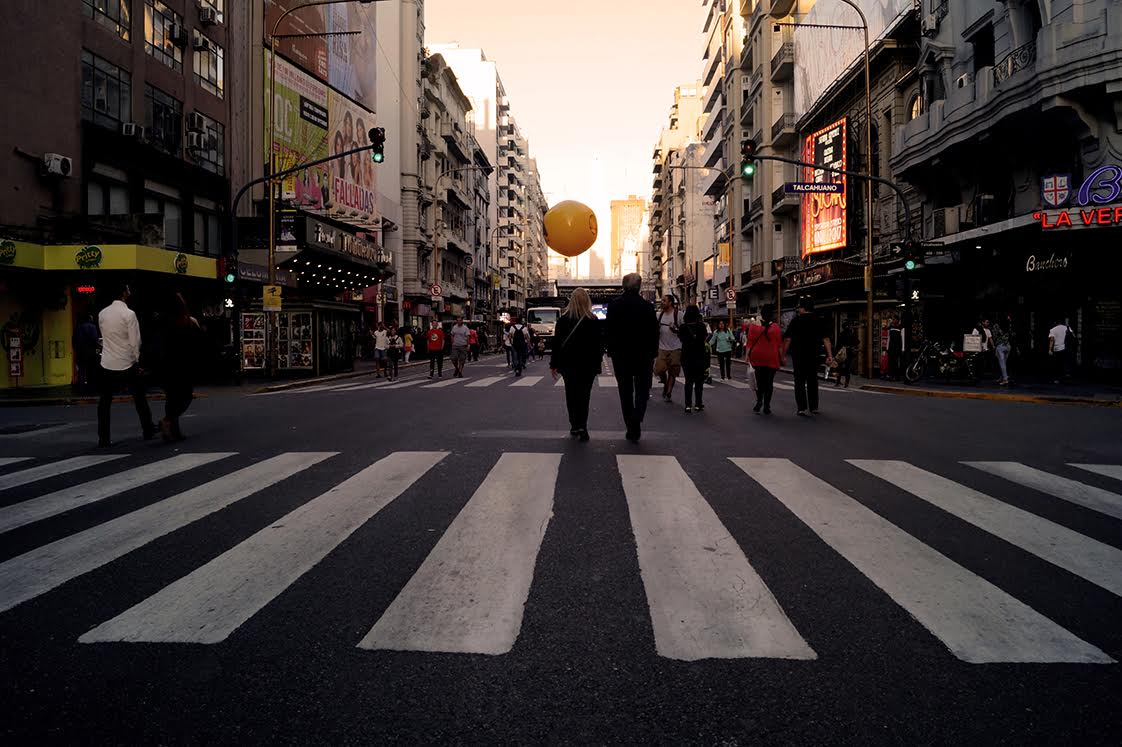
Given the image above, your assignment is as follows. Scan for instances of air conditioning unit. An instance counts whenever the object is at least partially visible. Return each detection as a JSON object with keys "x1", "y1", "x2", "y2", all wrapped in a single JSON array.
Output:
[
  {"x1": 186, "y1": 112, "x2": 207, "y2": 132},
  {"x1": 42, "y1": 153, "x2": 72, "y2": 177},
  {"x1": 955, "y1": 73, "x2": 973, "y2": 89},
  {"x1": 192, "y1": 33, "x2": 210, "y2": 51},
  {"x1": 199, "y1": 6, "x2": 219, "y2": 25},
  {"x1": 931, "y1": 206, "x2": 960, "y2": 238},
  {"x1": 920, "y1": 14, "x2": 939, "y2": 37},
  {"x1": 186, "y1": 131, "x2": 206, "y2": 150},
  {"x1": 120, "y1": 122, "x2": 145, "y2": 139},
  {"x1": 169, "y1": 24, "x2": 188, "y2": 47}
]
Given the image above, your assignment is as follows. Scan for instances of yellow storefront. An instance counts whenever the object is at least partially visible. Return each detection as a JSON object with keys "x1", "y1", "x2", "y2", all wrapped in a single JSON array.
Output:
[{"x1": 0, "y1": 240, "x2": 218, "y2": 390}]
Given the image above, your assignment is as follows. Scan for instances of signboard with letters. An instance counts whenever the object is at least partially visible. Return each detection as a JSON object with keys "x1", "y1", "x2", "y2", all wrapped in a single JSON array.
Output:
[
  {"x1": 1034, "y1": 166, "x2": 1122, "y2": 229},
  {"x1": 800, "y1": 118, "x2": 847, "y2": 257},
  {"x1": 263, "y1": 285, "x2": 283, "y2": 312}
]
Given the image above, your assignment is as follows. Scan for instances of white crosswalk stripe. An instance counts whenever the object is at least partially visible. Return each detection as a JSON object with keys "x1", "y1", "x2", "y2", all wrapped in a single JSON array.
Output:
[
  {"x1": 379, "y1": 379, "x2": 427, "y2": 390},
  {"x1": 422, "y1": 377, "x2": 465, "y2": 388},
  {"x1": 0, "y1": 453, "x2": 335, "y2": 614},
  {"x1": 731, "y1": 458, "x2": 1112, "y2": 663},
  {"x1": 618, "y1": 455, "x2": 815, "y2": 661},
  {"x1": 82, "y1": 452, "x2": 446, "y2": 644},
  {"x1": 360, "y1": 453, "x2": 561, "y2": 655},
  {"x1": 717, "y1": 378, "x2": 754, "y2": 390},
  {"x1": 0, "y1": 455, "x2": 127, "y2": 492},
  {"x1": 466, "y1": 376, "x2": 507, "y2": 388},
  {"x1": 0, "y1": 453, "x2": 234, "y2": 534},
  {"x1": 509, "y1": 376, "x2": 544, "y2": 388},
  {"x1": 0, "y1": 458, "x2": 32, "y2": 468},
  {"x1": 1070, "y1": 464, "x2": 1122, "y2": 482},
  {"x1": 850, "y1": 460, "x2": 1122, "y2": 597},
  {"x1": 965, "y1": 461, "x2": 1122, "y2": 520},
  {"x1": 597, "y1": 376, "x2": 618, "y2": 388}
]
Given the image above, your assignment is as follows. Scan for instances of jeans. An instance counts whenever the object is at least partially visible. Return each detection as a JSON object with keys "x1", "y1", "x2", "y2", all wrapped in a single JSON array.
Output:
[
  {"x1": 98, "y1": 365, "x2": 154, "y2": 444},
  {"x1": 429, "y1": 351, "x2": 444, "y2": 376},
  {"x1": 684, "y1": 372, "x2": 704, "y2": 408},
  {"x1": 387, "y1": 355, "x2": 400, "y2": 379},
  {"x1": 716, "y1": 351, "x2": 732, "y2": 379},
  {"x1": 792, "y1": 360, "x2": 819, "y2": 413},
  {"x1": 754, "y1": 366, "x2": 777, "y2": 410},
  {"x1": 995, "y1": 343, "x2": 1011, "y2": 381},
  {"x1": 612, "y1": 357, "x2": 653, "y2": 432},
  {"x1": 563, "y1": 372, "x2": 596, "y2": 431},
  {"x1": 512, "y1": 347, "x2": 528, "y2": 374}
]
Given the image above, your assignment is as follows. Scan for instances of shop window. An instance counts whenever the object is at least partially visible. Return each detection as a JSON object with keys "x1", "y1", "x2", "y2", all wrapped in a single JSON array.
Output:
[
  {"x1": 144, "y1": 0, "x2": 183, "y2": 71},
  {"x1": 193, "y1": 34, "x2": 224, "y2": 98},
  {"x1": 81, "y1": 50, "x2": 133, "y2": 130},
  {"x1": 87, "y1": 180, "x2": 130, "y2": 216},
  {"x1": 144, "y1": 84, "x2": 182, "y2": 156},
  {"x1": 144, "y1": 191, "x2": 182, "y2": 249},
  {"x1": 188, "y1": 112, "x2": 225, "y2": 175},
  {"x1": 83, "y1": 0, "x2": 131, "y2": 41}
]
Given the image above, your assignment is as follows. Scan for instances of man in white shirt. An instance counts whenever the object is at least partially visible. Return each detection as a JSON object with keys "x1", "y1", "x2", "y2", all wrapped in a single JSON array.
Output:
[
  {"x1": 1048, "y1": 318, "x2": 1074, "y2": 383},
  {"x1": 655, "y1": 295, "x2": 683, "y2": 401},
  {"x1": 371, "y1": 322, "x2": 389, "y2": 378},
  {"x1": 97, "y1": 283, "x2": 156, "y2": 447}
]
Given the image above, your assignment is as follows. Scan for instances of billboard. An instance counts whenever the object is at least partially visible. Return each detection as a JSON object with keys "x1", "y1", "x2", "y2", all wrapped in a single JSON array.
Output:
[
  {"x1": 327, "y1": 92, "x2": 378, "y2": 225},
  {"x1": 265, "y1": 1, "x2": 328, "y2": 81},
  {"x1": 800, "y1": 118, "x2": 848, "y2": 257},
  {"x1": 794, "y1": 0, "x2": 910, "y2": 116},
  {"x1": 265, "y1": 54, "x2": 329, "y2": 211}
]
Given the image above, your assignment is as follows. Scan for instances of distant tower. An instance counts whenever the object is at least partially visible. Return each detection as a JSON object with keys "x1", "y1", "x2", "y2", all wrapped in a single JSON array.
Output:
[{"x1": 611, "y1": 196, "x2": 646, "y2": 278}]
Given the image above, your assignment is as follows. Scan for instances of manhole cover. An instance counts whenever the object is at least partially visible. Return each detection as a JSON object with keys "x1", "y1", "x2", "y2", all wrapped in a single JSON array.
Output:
[{"x1": 0, "y1": 422, "x2": 65, "y2": 435}]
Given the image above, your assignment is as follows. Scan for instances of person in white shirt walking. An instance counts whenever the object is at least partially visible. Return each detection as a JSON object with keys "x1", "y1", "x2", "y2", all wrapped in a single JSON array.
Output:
[
  {"x1": 371, "y1": 322, "x2": 389, "y2": 378},
  {"x1": 1048, "y1": 317, "x2": 1075, "y2": 384},
  {"x1": 97, "y1": 283, "x2": 156, "y2": 447},
  {"x1": 655, "y1": 296, "x2": 683, "y2": 402}
]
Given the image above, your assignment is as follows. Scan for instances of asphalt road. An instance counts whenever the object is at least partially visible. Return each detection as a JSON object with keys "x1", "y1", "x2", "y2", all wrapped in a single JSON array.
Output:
[{"x1": 1, "y1": 355, "x2": 1120, "y2": 744}]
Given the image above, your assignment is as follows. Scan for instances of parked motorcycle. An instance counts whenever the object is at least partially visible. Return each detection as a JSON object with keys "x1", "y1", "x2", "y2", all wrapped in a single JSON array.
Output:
[{"x1": 904, "y1": 341, "x2": 981, "y2": 384}]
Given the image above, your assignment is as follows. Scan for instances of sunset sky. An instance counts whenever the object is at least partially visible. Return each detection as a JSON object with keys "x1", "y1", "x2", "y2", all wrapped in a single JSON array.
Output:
[{"x1": 425, "y1": 0, "x2": 703, "y2": 266}]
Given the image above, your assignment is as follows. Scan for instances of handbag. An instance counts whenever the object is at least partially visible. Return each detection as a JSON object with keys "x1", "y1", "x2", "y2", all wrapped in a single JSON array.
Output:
[
  {"x1": 835, "y1": 346, "x2": 848, "y2": 365},
  {"x1": 746, "y1": 361, "x2": 757, "y2": 391}
]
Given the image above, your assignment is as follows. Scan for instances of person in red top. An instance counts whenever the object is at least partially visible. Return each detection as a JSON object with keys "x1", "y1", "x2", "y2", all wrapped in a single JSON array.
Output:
[
  {"x1": 426, "y1": 319, "x2": 445, "y2": 378},
  {"x1": 747, "y1": 304, "x2": 783, "y2": 415},
  {"x1": 468, "y1": 326, "x2": 480, "y2": 362}
]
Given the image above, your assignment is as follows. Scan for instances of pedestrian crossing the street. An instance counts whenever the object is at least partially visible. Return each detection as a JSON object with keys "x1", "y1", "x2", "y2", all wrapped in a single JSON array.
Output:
[{"x1": 1, "y1": 451, "x2": 1118, "y2": 664}]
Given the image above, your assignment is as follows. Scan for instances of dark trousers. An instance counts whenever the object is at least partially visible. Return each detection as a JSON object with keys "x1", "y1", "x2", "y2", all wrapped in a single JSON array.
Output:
[
  {"x1": 563, "y1": 372, "x2": 596, "y2": 431},
  {"x1": 792, "y1": 360, "x2": 819, "y2": 412},
  {"x1": 716, "y1": 352, "x2": 732, "y2": 379},
  {"x1": 754, "y1": 366, "x2": 777, "y2": 409},
  {"x1": 513, "y1": 347, "x2": 528, "y2": 373},
  {"x1": 98, "y1": 365, "x2": 154, "y2": 444},
  {"x1": 887, "y1": 349, "x2": 903, "y2": 380},
  {"x1": 429, "y1": 351, "x2": 444, "y2": 376},
  {"x1": 684, "y1": 372, "x2": 704, "y2": 408},
  {"x1": 163, "y1": 380, "x2": 193, "y2": 438},
  {"x1": 612, "y1": 357, "x2": 653, "y2": 431},
  {"x1": 388, "y1": 354, "x2": 399, "y2": 379},
  {"x1": 76, "y1": 356, "x2": 99, "y2": 395}
]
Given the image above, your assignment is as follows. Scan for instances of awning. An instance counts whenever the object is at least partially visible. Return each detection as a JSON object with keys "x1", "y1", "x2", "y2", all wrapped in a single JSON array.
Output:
[{"x1": 0, "y1": 241, "x2": 218, "y2": 280}]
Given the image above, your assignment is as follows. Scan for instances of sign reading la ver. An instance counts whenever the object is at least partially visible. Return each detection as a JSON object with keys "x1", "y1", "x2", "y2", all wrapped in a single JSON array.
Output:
[{"x1": 1034, "y1": 165, "x2": 1122, "y2": 229}]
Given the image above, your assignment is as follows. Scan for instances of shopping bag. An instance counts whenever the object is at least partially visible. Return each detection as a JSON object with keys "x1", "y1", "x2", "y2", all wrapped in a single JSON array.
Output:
[{"x1": 746, "y1": 362, "x2": 757, "y2": 391}]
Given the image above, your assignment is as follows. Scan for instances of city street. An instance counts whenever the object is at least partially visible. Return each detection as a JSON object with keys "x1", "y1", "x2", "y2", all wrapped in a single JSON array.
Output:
[{"x1": 1, "y1": 361, "x2": 1120, "y2": 743}]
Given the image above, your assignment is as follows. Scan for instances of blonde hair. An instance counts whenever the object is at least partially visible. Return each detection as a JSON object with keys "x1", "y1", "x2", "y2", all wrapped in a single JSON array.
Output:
[{"x1": 563, "y1": 288, "x2": 595, "y2": 319}]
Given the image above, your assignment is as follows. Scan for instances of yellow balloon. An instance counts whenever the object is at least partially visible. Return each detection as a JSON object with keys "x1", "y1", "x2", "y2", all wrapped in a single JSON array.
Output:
[{"x1": 544, "y1": 200, "x2": 597, "y2": 258}]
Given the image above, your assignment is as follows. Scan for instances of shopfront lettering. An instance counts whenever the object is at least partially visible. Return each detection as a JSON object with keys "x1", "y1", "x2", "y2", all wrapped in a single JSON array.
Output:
[
  {"x1": 1025, "y1": 253, "x2": 1070, "y2": 272},
  {"x1": 1036, "y1": 165, "x2": 1122, "y2": 228},
  {"x1": 1035, "y1": 205, "x2": 1122, "y2": 229}
]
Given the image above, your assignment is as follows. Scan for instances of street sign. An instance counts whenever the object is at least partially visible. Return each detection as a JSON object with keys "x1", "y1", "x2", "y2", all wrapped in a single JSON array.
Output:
[
  {"x1": 785, "y1": 182, "x2": 844, "y2": 194},
  {"x1": 263, "y1": 285, "x2": 282, "y2": 312},
  {"x1": 708, "y1": 288, "x2": 719, "y2": 300},
  {"x1": 725, "y1": 288, "x2": 736, "y2": 301},
  {"x1": 429, "y1": 283, "x2": 442, "y2": 296}
]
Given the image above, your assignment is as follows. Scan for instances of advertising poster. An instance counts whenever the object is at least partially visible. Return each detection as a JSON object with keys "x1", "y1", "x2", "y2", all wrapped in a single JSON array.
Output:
[
  {"x1": 265, "y1": 54, "x2": 329, "y2": 210},
  {"x1": 325, "y1": 4, "x2": 378, "y2": 110},
  {"x1": 800, "y1": 118, "x2": 848, "y2": 257},
  {"x1": 327, "y1": 92, "x2": 378, "y2": 225},
  {"x1": 265, "y1": 0, "x2": 328, "y2": 81}
]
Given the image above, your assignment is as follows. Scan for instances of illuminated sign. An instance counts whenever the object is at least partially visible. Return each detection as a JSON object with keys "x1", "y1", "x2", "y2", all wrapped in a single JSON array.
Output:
[
  {"x1": 76, "y1": 285, "x2": 97, "y2": 294},
  {"x1": 1034, "y1": 166, "x2": 1122, "y2": 229},
  {"x1": 800, "y1": 118, "x2": 847, "y2": 256}
]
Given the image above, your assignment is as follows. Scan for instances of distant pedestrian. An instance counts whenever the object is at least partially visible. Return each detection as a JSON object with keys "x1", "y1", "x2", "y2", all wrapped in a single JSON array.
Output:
[
  {"x1": 503, "y1": 324, "x2": 514, "y2": 368},
  {"x1": 678, "y1": 305, "x2": 709, "y2": 413},
  {"x1": 782, "y1": 297, "x2": 834, "y2": 417},
  {"x1": 606, "y1": 273, "x2": 659, "y2": 442},
  {"x1": 747, "y1": 304, "x2": 783, "y2": 415},
  {"x1": 386, "y1": 325, "x2": 403, "y2": 381},
  {"x1": 655, "y1": 295, "x2": 683, "y2": 402},
  {"x1": 709, "y1": 318, "x2": 735, "y2": 380},
  {"x1": 97, "y1": 283, "x2": 157, "y2": 447},
  {"x1": 992, "y1": 316, "x2": 1012, "y2": 386},
  {"x1": 1048, "y1": 317, "x2": 1075, "y2": 383},
  {"x1": 403, "y1": 329, "x2": 414, "y2": 363},
  {"x1": 426, "y1": 319, "x2": 445, "y2": 378},
  {"x1": 835, "y1": 320, "x2": 858, "y2": 388},
  {"x1": 535, "y1": 338, "x2": 546, "y2": 361},
  {"x1": 477, "y1": 326, "x2": 489, "y2": 357},
  {"x1": 509, "y1": 315, "x2": 531, "y2": 376},
  {"x1": 550, "y1": 288, "x2": 603, "y2": 442},
  {"x1": 450, "y1": 316, "x2": 471, "y2": 378},
  {"x1": 469, "y1": 326, "x2": 480, "y2": 362},
  {"x1": 372, "y1": 322, "x2": 389, "y2": 378},
  {"x1": 73, "y1": 313, "x2": 100, "y2": 395},
  {"x1": 886, "y1": 316, "x2": 905, "y2": 381},
  {"x1": 158, "y1": 293, "x2": 202, "y2": 442}
]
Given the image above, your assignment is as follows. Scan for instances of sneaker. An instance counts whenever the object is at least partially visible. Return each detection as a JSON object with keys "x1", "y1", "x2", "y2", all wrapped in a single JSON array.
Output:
[
  {"x1": 763, "y1": 406, "x2": 772, "y2": 415},
  {"x1": 578, "y1": 429, "x2": 590, "y2": 443},
  {"x1": 753, "y1": 401, "x2": 762, "y2": 413},
  {"x1": 684, "y1": 406, "x2": 693, "y2": 413},
  {"x1": 695, "y1": 404, "x2": 705, "y2": 412},
  {"x1": 796, "y1": 410, "x2": 809, "y2": 417},
  {"x1": 625, "y1": 429, "x2": 640, "y2": 442}
]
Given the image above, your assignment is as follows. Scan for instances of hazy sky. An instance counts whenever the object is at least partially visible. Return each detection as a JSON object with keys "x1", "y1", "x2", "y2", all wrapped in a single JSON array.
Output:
[{"x1": 425, "y1": 0, "x2": 703, "y2": 262}]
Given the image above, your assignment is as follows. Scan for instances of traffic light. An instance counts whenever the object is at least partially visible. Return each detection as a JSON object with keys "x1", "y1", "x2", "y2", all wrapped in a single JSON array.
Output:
[
  {"x1": 369, "y1": 127, "x2": 386, "y2": 164},
  {"x1": 740, "y1": 139, "x2": 758, "y2": 182},
  {"x1": 219, "y1": 256, "x2": 237, "y2": 284},
  {"x1": 891, "y1": 241, "x2": 923, "y2": 271}
]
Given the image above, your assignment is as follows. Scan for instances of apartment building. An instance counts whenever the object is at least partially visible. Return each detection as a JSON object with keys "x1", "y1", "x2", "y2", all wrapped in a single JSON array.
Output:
[{"x1": 610, "y1": 196, "x2": 646, "y2": 279}]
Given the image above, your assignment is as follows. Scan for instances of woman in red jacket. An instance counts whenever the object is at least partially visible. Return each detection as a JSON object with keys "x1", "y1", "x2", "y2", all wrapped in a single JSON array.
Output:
[
  {"x1": 747, "y1": 304, "x2": 783, "y2": 415},
  {"x1": 426, "y1": 319, "x2": 445, "y2": 378}
]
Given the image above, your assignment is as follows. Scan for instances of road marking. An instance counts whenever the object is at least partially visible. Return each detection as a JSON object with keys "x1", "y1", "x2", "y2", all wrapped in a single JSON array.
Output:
[
  {"x1": 718, "y1": 378, "x2": 754, "y2": 390},
  {"x1": 617, "y1": 455, "x2": 815, "y2": 661},
  {"x1": 509, "y1": 376, "x2": 544, "y2": 387},
  {"x1": 379, "y1": 379, "x2": 426, "y2": 390},
  {"x1": 555, "y1": 377, "x2": 566, "y2": 387},
  {"x1": 0, "y1": 453, "x2": 235, "y2": 534},
  {"x1": 421, "y1": 378, "x2": 464, "y2": 388},
  {"x1": 597, "y1": 376, "x2": 618, "y2": 388},
  {"x1": 731, "y1": 458, "x2": 1112, "y2": 663},
  {"x1": 466, "y1": 377, "x2": 506, "y2": 388},
  {"x1": 0, "y1": 453, "x2": 335, "y2": 615},
  {"x1": 1070, "y1": 464, "x2": 1122, "y2": 483},
  {"x1": 850, "y1": 460, "x2": 1122, "y2": 597},
  {"x1": 0, "y1": 455, "x2": 128, "y2": 493},
  {"x1": 0, "y1": 458, "x2": 32, "y2": 468},
  {"x1": 773, "y1": 382, "x2": 794, "y2": 390},
  {"x1": 360, "y1": 453, "x2": 561, "y2": 655},
  {"x1": 330, "y1": 379, "x2": 396, "y2": 392},
  {"x1": 0, "y1": 423, "x2": 87, "y2": 439},
  {"x1": 81, "y1": 451, "x2": 446, "y2": 644},
  {"x1": 964, "y1": 462, "x2": 1122, "y2": 521}
]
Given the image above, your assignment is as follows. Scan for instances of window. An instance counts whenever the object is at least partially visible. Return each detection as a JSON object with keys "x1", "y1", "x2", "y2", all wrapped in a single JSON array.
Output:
[
  {"x1": 81, "y1": 50, "x2": 133, "y2": 129},
  {"x1": 83, "y1": 0, "x2": 130, "y2": 41},
  {"x1": 144, "y1": 0, "x2": 183, "y2": 71},
  {"x1": 144, "y1": 187, "x2": 183, "y2": 249},
  {"x1": 144, "y1": 84, "x2": 182, "y2": 156},
  {"x1": 187, "y1": 112, "x2": 225, "y2": 175},
  {"x1": 970, "y1": 25, "x2": 995, "y2": 72},
  {"x1": 908, "y1": 94, "x2": 924, "y2": 121},
  {"x1": 86, "y1": 180, "x2": 130, "y2": 216},
  {"x1": 193, "y1": 206, "x2": 221, "y2": 256},
  {"x1": 193, "y1": 34, "x2": 224, "y2": 98}
]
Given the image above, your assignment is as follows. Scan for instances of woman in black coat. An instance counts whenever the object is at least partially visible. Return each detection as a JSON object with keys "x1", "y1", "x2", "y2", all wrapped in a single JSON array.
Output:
[
  {"x1": 549, "y1": 288, "x2": 603, "y2": 442},
  {"x1": 678, "y1": 304, "x2": 710, "y2": 413}
]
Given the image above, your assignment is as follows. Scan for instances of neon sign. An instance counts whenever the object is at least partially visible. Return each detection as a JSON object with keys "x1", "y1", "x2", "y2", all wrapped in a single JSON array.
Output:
[{"x1": 1035, "y1": 165, "x2": 1122, "y2": 229}]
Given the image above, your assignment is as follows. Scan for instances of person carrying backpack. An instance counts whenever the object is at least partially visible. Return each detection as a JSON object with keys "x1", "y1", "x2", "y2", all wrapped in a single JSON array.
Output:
[{"x1": 510, "y1": 315, "x2": 531, "y2": 376}]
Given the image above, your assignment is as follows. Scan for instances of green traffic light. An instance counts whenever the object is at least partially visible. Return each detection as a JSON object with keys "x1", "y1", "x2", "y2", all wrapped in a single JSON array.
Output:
[
  {"x1": 741, "y1": 162, "x2": 756, "y2": 178},
  {"x1": 904, "y1": 260, "x2": 916, "y2": 271},
  {"x1": 224, "y1": 272, "x2": 236, "y2": 283},
  {"x1": 372, "y1": 152, "x2": 385, "y2": 163}
]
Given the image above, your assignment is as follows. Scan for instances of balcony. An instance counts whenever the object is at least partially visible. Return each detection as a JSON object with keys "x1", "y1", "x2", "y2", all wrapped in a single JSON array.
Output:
[
  {"x1": 770, "y1": 41, "x2": 794, "y2": 82},
  {"x1": 993, "y1": 41, "x2": 1037, "y2": 87},
  {"x1": 440, "y1": 121, "x2": 469, "y2": 162},
  {"x1": 750, "y1": 195, "x2": 764, "y2": 217},
  {"x1": 703, "y1": 106, "x2": 725, "y2": 142},
  {"x1": 771, "y1": 185, "x2": 799, "y2": 214},
  {"x1": 703, "y1": 78, "x2": 724, "y2": 114},
  {"x1": 771, "y1": 113, "x2": 797, "y2": 148}
]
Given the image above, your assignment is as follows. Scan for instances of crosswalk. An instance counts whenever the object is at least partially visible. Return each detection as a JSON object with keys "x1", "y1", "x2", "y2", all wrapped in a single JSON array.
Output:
[{"x1": 1, "y1": 451, "x2": 1119, "y2": 664}]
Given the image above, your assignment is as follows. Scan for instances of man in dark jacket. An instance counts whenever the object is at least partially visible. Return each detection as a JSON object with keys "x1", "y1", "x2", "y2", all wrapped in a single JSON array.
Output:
[{"x1": 606, "y1": 272, "x2": 659, "y2": 442}]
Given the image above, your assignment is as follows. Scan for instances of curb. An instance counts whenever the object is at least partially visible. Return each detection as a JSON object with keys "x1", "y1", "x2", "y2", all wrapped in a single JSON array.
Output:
[
  {"x1": 0, "y1": 392, "x2": 210, "y2": 409},
  {"x1": 858, "y1": 384, "x2": 1122, "y2": 407}
]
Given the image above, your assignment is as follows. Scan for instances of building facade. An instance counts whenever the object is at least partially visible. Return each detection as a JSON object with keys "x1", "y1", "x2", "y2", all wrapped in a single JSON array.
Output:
[{"x1": 610, "y1": 196, "x2": 646, "y2": 279}]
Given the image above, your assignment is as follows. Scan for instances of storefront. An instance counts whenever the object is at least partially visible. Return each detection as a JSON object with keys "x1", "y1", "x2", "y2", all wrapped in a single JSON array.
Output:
[{"x1": 0, "y1": 240, "x2": 222, "y2": 390}]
